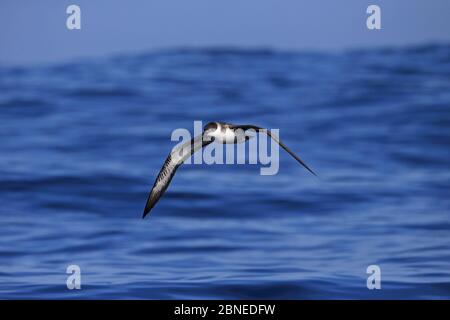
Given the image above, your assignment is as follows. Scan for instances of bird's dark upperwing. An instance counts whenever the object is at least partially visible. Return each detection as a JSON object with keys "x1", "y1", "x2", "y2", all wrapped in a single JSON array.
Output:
[
  {"x1": 231, "y1": 124, "x2": 317, "y2": 177},
  {"x1": 142, "y1": 134, "x2": 214, "y2": 218}
]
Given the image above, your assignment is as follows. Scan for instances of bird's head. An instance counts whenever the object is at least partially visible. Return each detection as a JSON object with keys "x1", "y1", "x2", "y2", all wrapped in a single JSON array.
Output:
[{"x1": 203, "y1": 121, "x2": 220, "y2": 139}]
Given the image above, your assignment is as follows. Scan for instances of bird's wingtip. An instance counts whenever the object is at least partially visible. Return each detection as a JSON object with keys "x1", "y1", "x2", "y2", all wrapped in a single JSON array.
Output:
[
  {"x1": 308, "y1": 168, "x2": 321, "y2": 180},
  {"x1": 142, "y1": 208, "x2": 150, "y2": 219},
  {"x1": 299, "y1": 161, "x2": 318, "y2": 178}
]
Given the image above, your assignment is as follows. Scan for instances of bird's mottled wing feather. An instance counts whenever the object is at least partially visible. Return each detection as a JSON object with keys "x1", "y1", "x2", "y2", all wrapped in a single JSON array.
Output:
[{"x1": 142, "y1": 134, "x2": 213, "y2": 218}]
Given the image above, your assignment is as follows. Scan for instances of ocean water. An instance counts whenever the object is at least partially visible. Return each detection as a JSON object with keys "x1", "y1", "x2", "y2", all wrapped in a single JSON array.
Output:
[{"x1": 1, "y1": 44, "x2": 450, "y2": 299}]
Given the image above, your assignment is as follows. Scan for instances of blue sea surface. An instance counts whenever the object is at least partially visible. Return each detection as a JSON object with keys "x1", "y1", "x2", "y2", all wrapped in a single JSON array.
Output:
[{"x1": 0, "y1": 44, "x2": 450, "y2": 299}]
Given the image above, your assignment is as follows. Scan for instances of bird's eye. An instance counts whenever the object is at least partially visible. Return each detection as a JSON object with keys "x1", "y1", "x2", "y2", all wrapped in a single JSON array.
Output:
[{"x1": 203, "y1": 122, "x2": 217, "y2": 131}]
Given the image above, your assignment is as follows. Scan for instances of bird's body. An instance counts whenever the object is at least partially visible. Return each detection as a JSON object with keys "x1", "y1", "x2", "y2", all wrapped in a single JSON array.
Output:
[
  {"x1": 205, "y1": 122, "x2": 247, "y2": 144},
  {"x1": 142, "y1": 122, "x2": 316, "y2": 218}
]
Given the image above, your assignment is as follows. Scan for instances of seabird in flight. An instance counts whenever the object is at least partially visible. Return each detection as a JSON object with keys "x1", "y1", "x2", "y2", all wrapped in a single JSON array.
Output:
[{"x1": 142, "y1": 122, "x2": 316, "y2": 218}]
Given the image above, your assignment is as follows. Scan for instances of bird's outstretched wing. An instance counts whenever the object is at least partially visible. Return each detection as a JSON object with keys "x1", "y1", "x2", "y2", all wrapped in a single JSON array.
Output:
[
  {"x1": 231, "y1": 124, "x2": 317, "y2": 177},
  {"x1": 142, "y1": 134, "x2": 214, "y2": 218}
]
